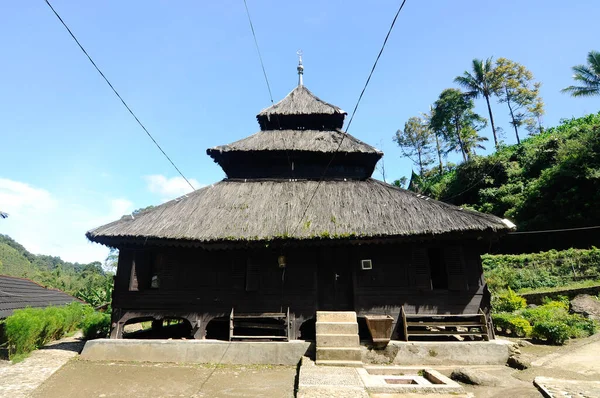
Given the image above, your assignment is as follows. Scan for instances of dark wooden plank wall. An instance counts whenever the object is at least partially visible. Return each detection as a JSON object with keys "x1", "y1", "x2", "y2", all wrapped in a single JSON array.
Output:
[
  {"x1": 112, "y1": 241, "x2": 488, "y2": 339},
  {"x1": 114, "y1": 247, "x2": 318, "y2": 324}
]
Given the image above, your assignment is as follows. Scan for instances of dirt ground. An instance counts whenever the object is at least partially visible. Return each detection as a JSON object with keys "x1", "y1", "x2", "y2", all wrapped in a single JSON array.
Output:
[{"x1": 32, "y1": 360, "x2": 297, "y2": 398}]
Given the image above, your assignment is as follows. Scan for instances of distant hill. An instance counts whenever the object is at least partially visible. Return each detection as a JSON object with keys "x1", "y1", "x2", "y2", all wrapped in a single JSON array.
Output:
[{"x1": 0, "y1": 234, "x2": 112, "y2": 302}]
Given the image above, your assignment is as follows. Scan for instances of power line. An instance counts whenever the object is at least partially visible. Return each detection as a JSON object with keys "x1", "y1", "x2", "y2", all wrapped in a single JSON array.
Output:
[
  {"x1": 508, "y1": 225, "x2": 600, "y2": 235},
  {"x1": 243, "y1": 0, "x2": 274, "y2": 103},
  {"x1": 43, "y1": 0, "x2": 195, "y2": 192},
  {"x1": 291, "y1": 0, "x2": 409, "y2": 235},
  {"x1": 242, "y1": 0, "x2": 293, "y2": 176}
]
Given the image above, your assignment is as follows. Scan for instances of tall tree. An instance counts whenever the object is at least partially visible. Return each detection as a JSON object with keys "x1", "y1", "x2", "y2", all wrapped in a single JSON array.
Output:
[
  {"x1": 454, "y1": 57, "x2": 500, "y2": 149},
  {"x1": 394, "y1": 116, "x2": 434, "y2": 176},
  {"x1": 495, "y1": 58, "x2": 544, "y2": 144},
  {"x1": 562, "y1": 50, "x2": 600, "y2": 97},
  {"x1": 422, "y1": 107, "x2": 445, "y2": 174},
  {"x1": 526, "y1": 96, "x2": 545, "y2": 135},
  {"x1": 430, "y1": 89, "x2": 487, "y2": 162}
]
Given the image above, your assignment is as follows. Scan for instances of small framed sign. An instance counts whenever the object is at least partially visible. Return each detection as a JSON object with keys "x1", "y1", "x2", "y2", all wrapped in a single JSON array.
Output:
[{"x1": 361, "y1": 259, "x2": 373, "y2": 270}]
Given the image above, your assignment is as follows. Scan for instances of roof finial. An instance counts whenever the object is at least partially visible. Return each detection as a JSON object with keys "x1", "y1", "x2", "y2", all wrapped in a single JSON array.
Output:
[{"x1": 297, "y1": 49, "x2": 304, "y2": 86}]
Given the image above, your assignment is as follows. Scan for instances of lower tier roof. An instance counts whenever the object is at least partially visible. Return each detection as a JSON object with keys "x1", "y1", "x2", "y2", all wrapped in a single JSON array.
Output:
[{"x1": 87, "y1": 179, "x2": 511, "y2": 247}]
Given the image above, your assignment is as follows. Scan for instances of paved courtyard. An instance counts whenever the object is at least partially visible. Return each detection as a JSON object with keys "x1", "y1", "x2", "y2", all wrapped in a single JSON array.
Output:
[{"x1": 32, "y1": 360, "x2": 297, "y2": 398}]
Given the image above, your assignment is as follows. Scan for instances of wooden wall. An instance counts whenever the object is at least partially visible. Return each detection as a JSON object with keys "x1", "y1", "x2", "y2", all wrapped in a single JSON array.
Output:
[{"x1": 111, "y1": 240, "x2": 490, "y2": 340}]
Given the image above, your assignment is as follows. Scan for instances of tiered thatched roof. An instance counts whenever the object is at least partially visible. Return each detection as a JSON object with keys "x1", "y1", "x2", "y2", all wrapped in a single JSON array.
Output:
[
  {"x1": 87, "y1": 179, "x2": 510, "y2": 247},
  {"x1": 256, "y1": 85, "x2": 346, "y2": 130},
  {"x1": 258, "y1": 85, "x2": 345, "y2": 117},
  {"x1": 88, "y1": 80, "x2": 513, "y2": 247},
  {"x1": 208, "y1": 129, "x2": 381, "y2": 155}
]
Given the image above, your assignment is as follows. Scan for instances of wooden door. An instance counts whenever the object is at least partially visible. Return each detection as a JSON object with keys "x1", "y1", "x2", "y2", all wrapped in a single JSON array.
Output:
[{"x1": 318, "y1": 248, "x2": 354, "y2": 310}]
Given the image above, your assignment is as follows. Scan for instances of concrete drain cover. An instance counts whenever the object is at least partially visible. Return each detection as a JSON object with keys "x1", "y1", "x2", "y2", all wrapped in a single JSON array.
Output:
[
  {"x1": 358, "y1": 366, "x2": 464, "y2": 394},
  {"x1": 534, "y1": 376, "x2": 600, "y2": 398}
]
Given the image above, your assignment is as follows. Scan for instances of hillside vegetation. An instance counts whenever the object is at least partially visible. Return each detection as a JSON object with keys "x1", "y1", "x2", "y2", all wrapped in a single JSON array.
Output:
[
  {"x1": 0, "y1": 234, "x2": 112, "y2": 307},
  {"x1": 407, "y1": 112, "x2": 600, "y2": 231},
  {"x1": 483, "y1": 247, "x2": 600, "y2": 292}
]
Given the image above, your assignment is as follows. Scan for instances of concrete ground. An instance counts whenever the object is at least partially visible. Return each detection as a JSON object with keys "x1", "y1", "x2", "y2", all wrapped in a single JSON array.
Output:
[
  {"x1": 0, "y1": 333, "x2": 84, "y2": 398},
  {"x1": 32, "y1": 360, "x2": 297, "y2": 398},
  {"x1": 5, "y1": 332, "x2": 600, "y2": 397}
]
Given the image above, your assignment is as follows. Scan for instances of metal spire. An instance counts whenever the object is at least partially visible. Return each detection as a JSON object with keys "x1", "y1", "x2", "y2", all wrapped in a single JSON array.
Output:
[{"x1": 297, "y1": 50, "x2": 304, "y2": 86}]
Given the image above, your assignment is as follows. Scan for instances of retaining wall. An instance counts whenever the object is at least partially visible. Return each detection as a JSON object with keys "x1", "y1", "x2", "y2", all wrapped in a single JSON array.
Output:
[{"x1": 81, "y1": 339, "x2": 313, "y2": 366}]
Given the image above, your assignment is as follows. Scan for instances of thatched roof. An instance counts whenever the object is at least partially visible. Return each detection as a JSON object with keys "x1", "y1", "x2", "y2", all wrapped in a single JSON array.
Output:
[
  {"x1": 87, "y1": 179, "x2": 511, "y2": 247},
  {"x1": 256, "y1": 85, "x2": 347, "y2": 130},
  {"x1": 208, "y1": 129, "x2": 382, "y2": 155},
  {"x1": 258, "y1": 85, "x2": 345, "y2": 117}
]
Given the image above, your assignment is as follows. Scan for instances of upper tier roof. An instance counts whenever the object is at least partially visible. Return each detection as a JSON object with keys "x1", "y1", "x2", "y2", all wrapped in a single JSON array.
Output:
[
  {"x1": 208, "y1": 129, "x2": 382, "y2": 155},
  {"x1": 256, "y1": 85, "x2": 346, "y2": 130}
]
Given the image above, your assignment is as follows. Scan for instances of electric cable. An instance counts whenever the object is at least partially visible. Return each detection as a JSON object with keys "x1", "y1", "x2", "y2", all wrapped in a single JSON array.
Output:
[
  {"x1": 291, "y1": 0, "x2": 409, "y2": 235},
  {"x1": 43, "y1": 0, "x2": 195, "y2": 192}
]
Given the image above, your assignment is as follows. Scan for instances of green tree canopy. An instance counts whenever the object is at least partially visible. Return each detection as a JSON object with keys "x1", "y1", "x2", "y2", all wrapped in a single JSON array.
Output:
[
  {"x1": 393, "y1": 116, "x2": 434, "y2": 176},
  {"x1": 430, "y1": 88, "x2": 487, "y2": 162},
  {"x1": 562, "y1": 50, "x2": 600, "y2": 97},
  {"x1": 455, "y1": 57, "x2": 501, "y2": 148},
  {"x1": 495, "y1": 58, "x2": 544, "y2": 144}
]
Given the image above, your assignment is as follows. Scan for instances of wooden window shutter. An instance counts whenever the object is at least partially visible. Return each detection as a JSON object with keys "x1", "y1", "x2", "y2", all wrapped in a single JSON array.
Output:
[
  {"x1": 245, "y1": 260, "x2": 260, "y2": 292},
  {"x1": 445, "y1": 246, "x2": 468, "y2": 291},
  {"x1": 411, "y1": 248, "x2": 431, "y2": 290}
]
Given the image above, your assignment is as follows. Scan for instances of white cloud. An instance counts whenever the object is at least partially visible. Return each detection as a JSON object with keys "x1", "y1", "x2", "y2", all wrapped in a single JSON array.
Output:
[
  {"x1": 0, "y1": 178, "x2": 134, "y2": 264},
  {"x1": 0, "y1": 178, "x2": 57, "y2": 216},
  {"x1": 145, "y1": 174, "x2": 201, "y2": 201}
]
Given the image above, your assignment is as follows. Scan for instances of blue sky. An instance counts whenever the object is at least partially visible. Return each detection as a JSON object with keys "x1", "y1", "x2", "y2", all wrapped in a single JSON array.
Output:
[{"x1": 1, "y1": 0, "x2": 598, "y2": 263}]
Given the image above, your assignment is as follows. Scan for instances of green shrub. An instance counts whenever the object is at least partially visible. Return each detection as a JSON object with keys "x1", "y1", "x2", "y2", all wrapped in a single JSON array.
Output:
[
  {"x1": 493, "y1": 288, "x2": 527, "y2": 312},
  {"x1": 531, "y1": 321, "x2": 571, "y2": 345},
  {"x1": 491, "y1": 312, "x2": 513, "y2": 333},
  {"x1": 521, "y1": 301, "x2": 597, "y2": 344},
  {"x1": 4, "y1": 302, "x2": 93, "y2": 359},
  {"x1": 81, "y1": 312, "x2": 111, "y2": 340},
  {"x1": 509, "y1": 317, "x2": 533, "y2": 337},
  {"x1": 492, "y1": 313, "x2": 532, "y2": 337}
]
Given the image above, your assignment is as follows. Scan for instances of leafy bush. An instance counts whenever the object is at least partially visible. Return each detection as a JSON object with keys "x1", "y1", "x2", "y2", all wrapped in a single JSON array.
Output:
[
  {"x1": 531, "y1": 321, "x2": 571, "y2": 345},
  {"x1": 521, "y1": 301, "x2": 597, "y2": 344},
  {"x1": 493, "y1": 298, "x2": 597, "y2": 344},
  {"x1": 491, "y1": 312, "x2": 532, "y2": 337},
  {"x1": 81, "y1": 312, "x2": 111, "y2": 340},
  {"x1": 4, "y1": 302, "x2": 97, "y2": 359},
  {"x1": 493, "y1": 288, "x2": 527, "y2": 312},
  {"x1": 509, "y1": 317, "x2": 533, "y2": 337}
]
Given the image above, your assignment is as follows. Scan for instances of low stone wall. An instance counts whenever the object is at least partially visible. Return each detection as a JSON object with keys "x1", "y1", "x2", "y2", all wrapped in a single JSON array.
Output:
[
  {"x1": 362, "y1": 340, "x2": 512, "y2": 366},
  {"x1": 81, "y1": 339, "x2": 313, "y2": 366},
  {"x1": 520, "y1": 285, "x2": 600, "y2": 305}
]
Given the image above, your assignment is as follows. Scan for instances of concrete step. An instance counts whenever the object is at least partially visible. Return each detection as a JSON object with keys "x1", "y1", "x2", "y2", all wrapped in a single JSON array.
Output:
[
  {"x1": 316, "y1": 334, "x2": 360, "y2": 348},
  {"x1": 314, "y1": 359, "x2": 363, "y2": 367},
  {"x1": 316, "y1": 311, "x2": 357, "y2": 323},
  {"x1": 316, "y1": 347, "x2": 362, "y2": 362},
  {"x1": 315, "y1": 322, "x2": 358, "y2": 335}
]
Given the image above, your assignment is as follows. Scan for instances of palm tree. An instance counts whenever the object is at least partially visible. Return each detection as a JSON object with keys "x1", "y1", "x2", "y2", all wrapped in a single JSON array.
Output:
[
  {"x1": 455, "y1": 58, "x2": 500, "y2": 149},
  {"x1": 562, "y1": 50, "x2": 600, "y2": 97}
]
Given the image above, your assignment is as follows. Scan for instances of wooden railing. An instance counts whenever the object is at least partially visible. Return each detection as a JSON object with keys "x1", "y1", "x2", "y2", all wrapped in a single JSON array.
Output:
[
  {"x1": 229, "y1": 307, "x2": 290, "y2": 341},
  {"x1": 401, "y1": 306, "x2": 490, "y2": 341}
]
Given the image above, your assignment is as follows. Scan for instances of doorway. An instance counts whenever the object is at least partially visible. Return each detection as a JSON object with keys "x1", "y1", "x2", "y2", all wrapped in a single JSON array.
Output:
[{"x1": 317, "y1": 248, "x2": 354, "y2": 310}]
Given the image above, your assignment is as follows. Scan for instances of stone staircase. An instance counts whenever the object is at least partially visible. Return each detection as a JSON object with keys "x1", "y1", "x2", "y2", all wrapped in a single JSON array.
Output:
[{"x1": 315, "y1": 311, "x2": 362, "y2": 367}]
